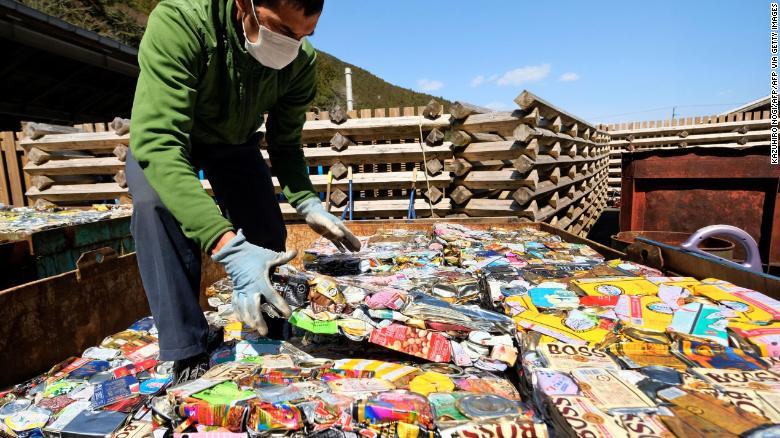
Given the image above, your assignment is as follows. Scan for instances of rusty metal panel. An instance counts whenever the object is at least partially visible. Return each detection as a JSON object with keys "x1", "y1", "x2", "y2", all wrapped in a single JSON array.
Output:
[
  {"x1": 0, "y1": 249, "x2": 225, "y2": 388},
  {"x1": 620, "y1": 145, "x2": 780, "y2": 270},
  {"x1": 626, "y1": 238, "x2": 780, "y2": 297}
]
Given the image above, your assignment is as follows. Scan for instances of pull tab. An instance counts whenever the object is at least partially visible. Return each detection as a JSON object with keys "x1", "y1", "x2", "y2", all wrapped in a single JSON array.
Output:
[{"x1": 76, "y1": 247, "x2": 118, "y2": 281}]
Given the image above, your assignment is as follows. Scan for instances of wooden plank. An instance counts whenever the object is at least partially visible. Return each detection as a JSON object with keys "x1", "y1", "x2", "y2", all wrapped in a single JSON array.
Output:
[
  {"x1": 266, "y1": 115, "x2": 451, "y2": 143},
  {"x1": 18, "y1": 150, "x2": 33, "y2": 206},
  {"x1": 450, "y1": 102, "x2": 485, "y2": 120},
  {"x1": 455, "y1": 112, "x2": 523, "y2": 137},
  {"x1": 0, "y1": 132, "x2": 10, "y2": 205},
  {"x1": 26, "y1": 183, "x2": 127, "y2": 201},
  {"x1": 19, "y1": 132, "x2": 129, "y2": 152},
  {"x1": 459, "y1": 141, "x2": 521, "y2": 161},
  {"x1": 1, "y1": 132, "x2": 24, "y2": 205},
  {"x1": 514, "y1": 124, "x2": 597, "y2": 147},
  {"x1": 609, "y1": 129, "x2": 770, "y2": 148},
  {"x1": 280, "y1": 198, "x2": 451, "y2": 219},
  {"x1": 23, "y1": 157, "x2": 124, "y2": 175},
  {"x1": 514, "y1": 90, "x2": 601, "y2": 133},
  {"x1": 293, "y1": 142, "x2": 453, "y2": 166},
  {"x1": 374, "y1": 108, "x2": 386, "y2": 118},
  {"x1": 403, "y1": 107, "x2": 415, "y2": 116}
]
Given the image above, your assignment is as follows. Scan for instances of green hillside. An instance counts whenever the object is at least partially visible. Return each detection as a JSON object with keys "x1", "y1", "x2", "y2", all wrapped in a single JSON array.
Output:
[
  {"x1": 19, "y1": 0, "x2": 452, "y2": 112},
  {"x1": 312, "y1": 51, "x2": 452, "y2": 111}
]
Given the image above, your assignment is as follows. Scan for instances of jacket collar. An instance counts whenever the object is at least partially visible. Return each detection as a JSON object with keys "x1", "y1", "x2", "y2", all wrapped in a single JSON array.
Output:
[{"x1": 224, "y1": 0, "x2": 249, "y2": 58}]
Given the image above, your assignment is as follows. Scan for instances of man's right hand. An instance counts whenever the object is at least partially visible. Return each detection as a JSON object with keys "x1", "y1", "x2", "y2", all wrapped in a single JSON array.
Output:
[{"x1": 211, "y1": 230, "x2": 296, "y2": 335}]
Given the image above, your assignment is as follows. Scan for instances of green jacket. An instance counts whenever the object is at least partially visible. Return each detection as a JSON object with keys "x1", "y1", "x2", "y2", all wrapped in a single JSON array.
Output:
[{"x1": 130, "y1": 0, "x2": 318, "y2": 252}]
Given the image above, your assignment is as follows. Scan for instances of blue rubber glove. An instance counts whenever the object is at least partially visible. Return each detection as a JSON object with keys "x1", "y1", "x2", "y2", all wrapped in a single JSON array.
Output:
[
  {"x1": 211, "y1": 230, "x2": 296, "y2": 335},
  {"x1": 296, "y1": 198, "x2": 361, "y2": 252}
]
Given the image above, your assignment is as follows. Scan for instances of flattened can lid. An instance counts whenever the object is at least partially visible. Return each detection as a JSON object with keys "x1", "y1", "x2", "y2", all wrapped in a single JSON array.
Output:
[
  {"x1": 456, "y1": 394, "x2": 518, "y2": 419},
  {"x1": 420, "y1": 363, "x2": 464, "y2": 377},
  {"x1": 297, "y1": 359, "x2": 334, "y2": 370}
]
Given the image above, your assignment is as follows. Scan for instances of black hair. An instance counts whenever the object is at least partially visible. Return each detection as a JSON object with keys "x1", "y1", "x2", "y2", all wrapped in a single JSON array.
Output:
[{"x1": 254, "y1": 0, "x2": 324, "y2": 16}]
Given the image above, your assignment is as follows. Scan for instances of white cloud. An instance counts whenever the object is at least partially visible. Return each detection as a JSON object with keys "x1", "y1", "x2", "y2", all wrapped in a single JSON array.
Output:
[
  {"x1": 488, "y1": 74, "x2": 499, "y2": 82},
  {"x1": 559, "y1": 72, "x2": 580, "y2": 82},
  {"x1": 496, "y1": 64, "x2": 551, "y2": 86},
  {"x1": 417, "y1": 79, "x2": 444, "y2": 92},
  {"x1": 484, "y1": 102, "x2": 511, "y2": 111},
  {"x1": 470, "y1": 75, "x2": 485, "y2": 87}
]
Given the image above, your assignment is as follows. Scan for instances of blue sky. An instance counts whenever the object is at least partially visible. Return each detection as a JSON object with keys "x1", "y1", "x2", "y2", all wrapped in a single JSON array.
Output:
[{"x1": 309, "y1": 1, "x2": 767, "y2": 125}]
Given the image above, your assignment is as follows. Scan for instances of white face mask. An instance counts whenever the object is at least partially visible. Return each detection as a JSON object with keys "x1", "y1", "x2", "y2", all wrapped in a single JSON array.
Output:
[{"x1": 242, "y1": 4, "x2": 302, "y2": 70}]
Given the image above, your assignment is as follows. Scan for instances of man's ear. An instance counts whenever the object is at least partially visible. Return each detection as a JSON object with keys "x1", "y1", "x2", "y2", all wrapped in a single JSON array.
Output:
[{"x1": 235, "y1": 0, "x2": 250, "y2": 15}]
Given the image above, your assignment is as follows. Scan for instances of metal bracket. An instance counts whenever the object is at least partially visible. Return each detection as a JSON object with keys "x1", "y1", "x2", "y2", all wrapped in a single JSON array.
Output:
[
  {"x1": 76, "y1": 247, "x2": 117, "y2": 281},
  {"x1": 625, "y1": 241, "x2": 664, "y2": 271}
]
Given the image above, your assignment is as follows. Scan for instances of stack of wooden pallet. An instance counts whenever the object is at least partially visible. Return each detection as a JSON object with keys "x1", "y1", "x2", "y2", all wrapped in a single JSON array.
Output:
[
  {"x1": 15, "y1": 92, "x2": 611, "y2": 236},
  {"x1": 605, "y1": 111, "x2": 771, "y2": 206},
  {"x1": 270, "y1": 104, "x2": 454, "y2": 219},
  {"x1": 448, "y1": 91, "x2": 610, "y2": 236},
  {"x1": 21, "y1": 120, "x2": 130, "y2": 205},
  {"x1": 20, "y1": 110, "x2": 455, "y2": 219}
]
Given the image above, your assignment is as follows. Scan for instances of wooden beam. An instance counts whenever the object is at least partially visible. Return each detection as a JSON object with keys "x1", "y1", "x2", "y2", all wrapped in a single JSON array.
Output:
[
  {"x1": 538, "y1": 116, "x2": 563, "y2": 134},
  {"x1": 20, "y1": 132, "x2": 129, "y2": 152},
  {"x1": 514, "y1": 90, "x2": 600, "y2": 133},
  {"x1": 422, "y1": 99, "x2": 443, "y2": 120},
  {"x1": 114, "y1": 170, "x2": 127, "y2": 189},
  {"x1": 281, "y1": 198, "x2": 452, "y2": 219},
  {"x1": 460, "y1": 169, "x2": 539, "y2": 190},
  {"x1": 459, "y1": 141, "x2": 521, "y2": 161},
  {"x1": 512, "y1": 154, "x2": 535, "y2": 173},
  {"x1": 607, "y1": 119, "x2": 769, "y2": 137},
  {"x1": 512, "y1": 187, "x2": 535, "y2": 206},
  {"x1": 330, "y1": 132, "x2": 355, "y2": 151},
  {"x1": 290, "y1": 142, "x2": 453, "y2": 166},
  {"x1": 24, "y1": 157, "x2": 123, "y2": 175},
  {"x1": 450, "y1": 102, "x2": 484, "y2": 120},
  {"x1": 1, "y1": 131, "x2": 24, "y2": 205},
  {"x1": 277, "y1": 115, "x2": 451, "y2": 143},
  {"x1": 471, "y1": 132, "x2": 504, "y2": 143},
  {"x1": 448, "y1": 130, "x2": 472, "y2": 147},
  {"x1": 329, "y1": 188, "x2": 348, "y2": 207},
  {"x1": 424, "y1": 186, "x2": 443, "y2": 204},
  {"x1": 23, "y1": 122, "x2": 80, "y2": 140},
  {"x1": 450, "y1": 185, "x2": 473, "y2": 205},
  {"x1": 425, "y1": 158, "x2": 443, "y2": 175},
  {"x1": 329, "y1": 106, "x2": 349, "y2": 124},
  {"x1": 31, "y1": 175, "x2": 55, "y2": 191},
  {"x1": 446, "y1": 158, "x2": 473, "y2": 177},
  {"x1": 110, "y1": 117, "x2": 130, "y2": 136},
  {"x1": 455, "y1": 111, "x2": 523, "y2": 137},
  {"x1": 27, "y1": 147, "x2": 51, "y2": 165},
  {"x1": 521, "y1": 107, "x2": 540, "y2": 126},
  {"x1": 330, "y1": 162, "x2": 348, "y2": 180},
  {"x1": 513, "y1": 124, "x2": 597, "y2": 147},
  {"x1": 608, "y1": 130, "x2": 770, "y2": 148},
  {"x1": 113, "y1": 145, "x2": 128, "y2": 162},
  {"x1": 425, "y1": 128, "x2": 445, "y2": 145}
]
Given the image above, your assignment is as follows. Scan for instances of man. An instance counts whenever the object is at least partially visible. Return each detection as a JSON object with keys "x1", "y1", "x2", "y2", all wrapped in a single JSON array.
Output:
[{"x1": 126, "y1": 0, "x2": 360, "y2": 383}]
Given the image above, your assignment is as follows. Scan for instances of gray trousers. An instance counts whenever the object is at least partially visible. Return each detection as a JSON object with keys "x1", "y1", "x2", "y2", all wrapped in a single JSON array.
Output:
[{"x1": 126, "y1": 135, "x2": 288, "y2": 361}]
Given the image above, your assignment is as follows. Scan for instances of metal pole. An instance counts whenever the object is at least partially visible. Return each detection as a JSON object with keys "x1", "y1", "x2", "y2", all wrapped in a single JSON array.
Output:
[{"x1": 345, "y1": 67, "x2": 354, "y2": 112}]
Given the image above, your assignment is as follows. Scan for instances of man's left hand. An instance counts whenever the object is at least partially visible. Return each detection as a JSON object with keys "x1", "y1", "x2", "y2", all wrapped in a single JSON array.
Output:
[{"x1": 296, "y1": 198, "x2": 361, "y2": 252}]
